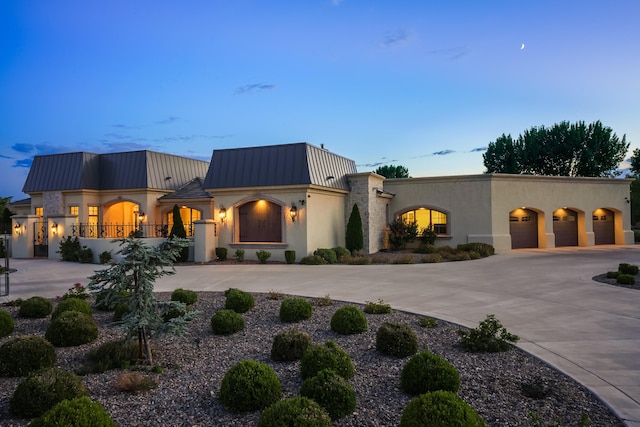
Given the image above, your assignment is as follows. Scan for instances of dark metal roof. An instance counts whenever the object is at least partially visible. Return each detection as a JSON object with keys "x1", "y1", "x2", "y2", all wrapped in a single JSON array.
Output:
[
  {"x1": 203, "y1": 143, "x2": 357, "y2": 190},
  {"x1": 22, "y1": 150, "x2": 209, "y2": 193},
  {"x1": 158, "y1": 177, "x2": 213, "y2": 200}
]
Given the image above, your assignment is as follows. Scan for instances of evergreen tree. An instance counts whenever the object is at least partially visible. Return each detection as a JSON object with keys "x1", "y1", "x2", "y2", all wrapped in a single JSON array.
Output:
[
  {"x1": 345, "y1": 203, "x2": 364, "y2": 253},
  {"x1": 170, "y1": 204, "x2": 189, "y2": 262}
]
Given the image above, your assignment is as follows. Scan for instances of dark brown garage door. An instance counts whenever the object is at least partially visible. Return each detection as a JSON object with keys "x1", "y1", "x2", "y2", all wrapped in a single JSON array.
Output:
[
  {"x1": 593, "y1": 209, "x2": 615, "y2": 245},
  {"x1": 553, "y1": 209, "x2": 578, "y2": 247},
  {"x1": 510, "y1": 209, "x2": 538, "y2": 249}
]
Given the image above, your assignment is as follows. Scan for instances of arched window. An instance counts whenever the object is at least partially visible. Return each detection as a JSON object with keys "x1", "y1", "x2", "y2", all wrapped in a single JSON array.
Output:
[
  {"x1": 400, "y1": 208, "x2": 448, "y2": 235},
  {"x1": 168, "y1": 206, "x2": 202, "y2": 237},
  {"x1": 238, "y1": 200, "x2": 282, "y2": 242}
]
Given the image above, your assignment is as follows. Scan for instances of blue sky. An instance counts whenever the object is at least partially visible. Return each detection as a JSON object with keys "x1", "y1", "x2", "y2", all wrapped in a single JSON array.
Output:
[{"x1": 1, "y1": 1, "x2": 638, "y2": 200}]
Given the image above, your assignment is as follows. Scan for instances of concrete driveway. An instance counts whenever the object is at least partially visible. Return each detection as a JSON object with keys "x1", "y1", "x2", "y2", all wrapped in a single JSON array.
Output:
[{"x1": 3, "y1": 246, "x2": 640, "y2": 426}]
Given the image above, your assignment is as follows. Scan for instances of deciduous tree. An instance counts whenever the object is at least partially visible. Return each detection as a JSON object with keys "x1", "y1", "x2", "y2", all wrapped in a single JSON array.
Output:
[{"x1": 374, "y1": 165, "x2": 409, "y2": 179}]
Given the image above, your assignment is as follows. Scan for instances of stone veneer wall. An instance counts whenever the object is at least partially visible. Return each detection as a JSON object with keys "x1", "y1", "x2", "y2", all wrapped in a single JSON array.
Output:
[
  {"x1": 345, "y1": 173, "x2": 388, "y2": 254},
  {"x1": 42, "y1": 192, "x2": 64, "y2": 216}
]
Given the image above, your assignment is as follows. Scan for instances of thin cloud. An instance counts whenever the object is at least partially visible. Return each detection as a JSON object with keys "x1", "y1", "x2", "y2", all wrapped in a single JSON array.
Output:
[
  {"x1": 103, "y1": 142, "x2": 153, "y2": 152},
  {"x1": 11, "y1": 143, "x2": 35, "y2": 154},
  {"x1": 432, "y1": 150, "x2": 455, "y2": 156},
  {"x1": 470, "y1": 147, "x2": 487, "y2": 152},
  {"x1": 14, "y1": 159, "x2": 33, "y2": 168},
  {"x1": 235, "y1": 83, "x2": 277, "y2": 95},
  {"x1": 112, "y1": 123, "x2": 139, "y2": 130},
  {"x1": 332, "y1": 0, "x2": 343, "y2": 5},
  {"x1": 0, "y1": 154, "x2": 12, "y2": 159},
  {"x1": 382, "y1": 29, "x2": 409, "y2": 47},
  {"x1": 428, "y1": 46, "x2": 469, "y2": 61},
  {"x1": 155, "y1": 116, "x2": 179, "y2": 125}
]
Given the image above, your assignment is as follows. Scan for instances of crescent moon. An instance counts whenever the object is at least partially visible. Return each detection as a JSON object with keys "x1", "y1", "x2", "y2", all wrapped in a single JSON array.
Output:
[{"x1": 520, "y1": 43, "x2": 525, "y2": 50}]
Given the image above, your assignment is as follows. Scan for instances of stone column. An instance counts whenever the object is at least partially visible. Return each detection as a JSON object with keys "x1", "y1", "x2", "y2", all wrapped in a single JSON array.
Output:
[{"x1": 194, "y1": 219, "x2": 217, "y2": 263}]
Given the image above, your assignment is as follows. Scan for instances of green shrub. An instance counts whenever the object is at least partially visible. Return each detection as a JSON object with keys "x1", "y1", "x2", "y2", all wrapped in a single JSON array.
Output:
[
  {"x1": 216, "y1": 247, "x2": 228, "y2": 261},
  {"x1": 606, "y1": 271, "x2": 620, "y2": 279},
  {"x1": 258, "y1": 396, "x2": 332, "y2": 427},
  {"x1": 211, "y1": 309, "x2": 245, "y2": 335},
  {"x1": 234, "y1": 249, "x2": 245, "y2": 262},
  {"x1": 19, "y1": 296, "x2": 52, "y2": 318},
  {"x1": 94, "y1": 290, "x2": 130, "y2": 311},
  {"x1": 314, "y1": 248, "x2": 337, "y2": 264},
  {"x1": 520, "y1": 376, "x2": 551, "y2": 399},
  {"x1": 224, "y1": 288, "x2": 255, "y2": 313},
  {"x1": 393, "y1": 254, "x2": 416, "y2": 264},
  {"x1": 376, "y1": 321, "x2": 418, "y2": 358},
  {"x1": 219, "y1": 360, "x2": 282, "y2": 412},
  {"x1": 61, "y1": 282, "x2": 90, "y2": 300},
  {"x1": 299, "y1": 255, "x2": 327, "y2": 265},
  {"x1": 345, "y1": 203, "x2": 364, "y2": 253},
  {"x1": 616, "y1": 274, "x2": 636, "y2": 285},
  {"x1": 78, "y1": 247, "x2": 94, "y2": 263},
  {"x1": 418, "y1": 317, "x2": 438, "y2": 328},
  {"x1": 330, "y1": 305, "x2": 367, "y2": 335},
  {"x1": 420, "y1": 228, "x2": 438, "y2": 245},
  {"x1": 163, "y1": 306, "x2": 187, "y2": 323},
  {"x1": 271, "y1": 328, "x2": 312, "y2": 361},
  {"x1": 279, "y1": 297, "x2": 313, "y2": 322},
  {"x1": 363, "y1": 299, "x2": 392, "y2": 314},
  {"x1": 371, "y1": 253, "x2": 390, "y2": 264},
  {"x1": 0, "y1": 310, "x2": 14, "y2": 338},
  {"x1": 52, "y1": 297, "x2": 93, "y2": 320},
  {"x1": 171, "y1": 288, "x2": 198, "y2": 305},
  {"x1": 45, "y1": 311, "x2": 99, "y2": 347},
  {"x1": 446, "y1": 251, "x2": 472, "y2": 261},
  {"x1": 400, "y1": 391, "x2": 485, "y2": 427},
  {"x1": 635, "y1": 229, "x2": 640, "y2": 243},
  {"x1": 388, "y1": 218, "x2": 419, "y2": 250},
  {"x1": 400, "y1": 350, "x2": 460, "y2": 395},
  {"x1": 256, "y1": 250, "x2": 271, "y2": 264},
  {"x1": 414, "y1": 243, "x2": 437, "y2": 254},
  {"x1": 456, "y1": 242, "x2": 495, "y2": 257},
  {"x1": 28, "y1": 396, "x2": 115, "y2": 427},
  {"x1": 58, "y1": 236, "x2": 82, "y2": 262},
  {"x1": 284, "y1": 250, "x2": 296, "y2": 264},
  {"x1": 619, "y1": 263, "x2": 639, "y2": 275},
  {"x1": 10, "y1": 367, "x2": 88, "y2": 417},
  {"x1": 346, "y1": 256, "x2": 372, "y2": 265},
  {"x1": 80, "y1": 339, "x2": 139, "y2": 374},
  {"x1": 332, "y1": 246, "x2": 351, "y2": 262},
  {"x1": 99, "y1": 250, "x2": 112, "y2": 264},
  {"x1": 457, "y1": 314, "x2": 519, "y2": 352},
  {"x1": 300, "y1": 340, "x2": 354, "y2": 379},
  {"x1": 0, "y1": 336, "x2": 57, "y2": 377},
  {"x1": 300, "y1": 368, "x2": 356, "y2": 420},
  {"x1": 113, "y1": 302, "x2": 130, "y2": 322},
  {"x1": 421, "y1": 253, "x2": 443, "y2": 263}
]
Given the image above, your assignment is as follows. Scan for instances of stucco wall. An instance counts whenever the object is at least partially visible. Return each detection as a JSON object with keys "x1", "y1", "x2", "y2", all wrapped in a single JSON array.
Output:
[{"x1": 306, "y1": 189, "x2": 348, "y2": 255}]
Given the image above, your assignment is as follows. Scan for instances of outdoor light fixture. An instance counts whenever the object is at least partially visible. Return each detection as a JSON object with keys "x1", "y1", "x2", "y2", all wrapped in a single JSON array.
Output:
[
  {"x1": 289, "y1": 205, "x2": 298, "y2": 222},
  {"x1": 138, "y1": 212, "x2": 146, "y2": 222},
  {"x1": 51, "y1": 223, "x2": 58, "y2": 235},
  {"x1": 14, "y1": 223, "x2": 21, "y2": 235},
  {"x1": 219, "y1": 207, "x2": 226, "y2": 223}
]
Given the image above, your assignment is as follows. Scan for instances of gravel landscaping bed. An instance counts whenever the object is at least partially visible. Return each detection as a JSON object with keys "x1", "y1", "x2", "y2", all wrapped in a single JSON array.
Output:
[{"x1": 0, "y1": 292, "x2": 623, "y2": 426}]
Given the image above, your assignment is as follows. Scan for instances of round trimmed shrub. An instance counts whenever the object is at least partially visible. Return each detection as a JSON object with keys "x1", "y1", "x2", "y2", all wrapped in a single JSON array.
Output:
[
  {"x1": 28, "y1": 396, "x2": 115, "y2": 427},
  {"x1": 271, "y1": 328, "x2": 312, "y2": 361},
  {"x1": 313, "y1": 248, "x2": 337, "y2": 264},
  {"x1": 279, "y1": 297, "x2": 313, "y2": 323},
  {"x1": 299, "y1": 255, "x2": 327, "y2": 265},
  {"x1": 619, "y1": 263, "x2": 639, "y2": 275},
  {"x1": 45, "y1": 311, "x2": 99, "y2": 347},
  {"x1": 219, "y1": 360, "x2": 282, "y2": 412},
  {"x1": 376, "y1": 321, "x2": 418, "y2": 358},
  {"x1": 0, "y1": 310, "x2": 14, "y2": 338},
  {"x1": 10, "y1": 367, "x2": 88, "y2": 417},
  {"x1": 330, "y1": 305, "x2": 367, "y2": 335},
  {"x1": 171, "y1": 288, "x2": 198, "y2": 305},
  {"x1": 300, "y1": 368, "x2": 356, "y2": 420},
  {"x1": 332, "y1": 246, "x2": 351, "y2": 261},
  {"x1": 81, "y1": 339, "x2": 139, "y2": 374},
  {"x1": 300, "y1": 340, "x2": 355, "y2": 379},
  {"x1": 211, "y1": 309, "x2": 245, "y2": 335},
  {"x1": 400, "y1": 390, "x2": 485, "y2": 427},
  {"x1": 95, "y1": 290, "x2": 130, "y2": 311},
  {"x1": 284, "y1": 250, "x2": 296, "y2": 264},
  {"x1": 258, "y1": 396, "x2": 332, "y2": 427},
  {"x1": 224, "y1": 288, "x2": 255, "y2": 313},
  {"x1": 0, "y1": 336, "x2": 57, "y2": 377},
  {"x1": 617, "y1": 274, "x2": 636, "y2": 285},
  {"x1": 19, "y1": 296, "x2": 52, "y2": 318},
  {"x1": 400, "y1": 350, "x2": 460, "y2": 395},
  {"x1": 52, "y1": 297, "x2": 93, "y2": 320}
]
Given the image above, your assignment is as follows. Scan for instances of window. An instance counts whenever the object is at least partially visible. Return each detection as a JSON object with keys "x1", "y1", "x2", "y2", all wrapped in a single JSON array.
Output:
[
  {"x1": 88, "y1": 205, "x2": 99, "y2": 237},
  {"x1": 168, "y1": 206, "x2": 202, "y2": 237},
  {"x1": 35, "y1": 207, "x2": 43, "y2": 216},
  {"x1": 400, "y1": 208, "x2": 448, "y2": 235},
  {"x1": 69, "y1": 206, "x2": 78, "y2": 216},
  {"x1": 238, "y1": 200, "x2": 282, "y2": 242}
]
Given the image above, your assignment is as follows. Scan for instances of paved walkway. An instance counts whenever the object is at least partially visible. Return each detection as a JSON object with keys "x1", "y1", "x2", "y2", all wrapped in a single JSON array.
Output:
[{"x1": 3, "y1": 246, "x2": 640, "y2": 426}]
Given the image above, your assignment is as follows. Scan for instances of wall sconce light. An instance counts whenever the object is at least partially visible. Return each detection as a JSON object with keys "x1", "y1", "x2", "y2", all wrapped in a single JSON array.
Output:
[
  {"x1": 138, "y1": 212, "x2": 146, "y2": 222},
  {"x1": 219, "y1": 207, "x2": 226, "y2": 223},
  {"x1": 14, "y1": 223, "x2": 21, "y2": 235},
  {"x1": 51, "y1": 223, "x2": 58, "y2": 235},
  {"x1": 299, "y1": 199, "x2": 305, "y2": 206},
  {"x1": 625, "y1": 197, "x2": 630, "y2": 204},
  {"x1": 289, "y1": 205, "x2": 298, "y2": 222}
]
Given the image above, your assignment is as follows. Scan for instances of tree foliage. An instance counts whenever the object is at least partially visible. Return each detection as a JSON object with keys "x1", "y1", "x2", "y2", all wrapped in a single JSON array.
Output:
[
  {"x1": 88, "y1": 237, "x2": 197, "y2": 365},
  {"x1": 169, "y1": 204, "x2": 189, "y2": 262},
  {"x1": 345, "y1": 204, "x2": 363, "y2": 253},
  {"x1": 374, "y1": 165, "x2": 409, "y2": 179},
  {"x1": 483, "y1": 121, "x2": 629, "y2": 177},
  {"x1": 0, "y1": 196, "x2": 14, "y2": 235}
]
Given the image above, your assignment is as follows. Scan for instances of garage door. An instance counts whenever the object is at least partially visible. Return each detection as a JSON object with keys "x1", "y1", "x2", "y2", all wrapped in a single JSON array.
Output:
[
  {"x1": 510, "y1": 209, "x2": 538, "y2": 249},
  {"x1": 593, "y1": 209, "x2": 615, "y2": 245},
  {"x1": 553, "y1": 209, "x2": 578, "y2": 247}
]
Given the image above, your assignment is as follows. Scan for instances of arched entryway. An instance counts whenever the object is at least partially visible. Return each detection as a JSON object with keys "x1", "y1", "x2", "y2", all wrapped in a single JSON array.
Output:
[
  {"x1": 593, "y1": 208, "x2": 615, "y2": 245},
  {"x1": 509, "y1": 208, "x2": 538, "y2": 249},
  {"x1": 237, "y1": 199, "x2": 283, "y2": 242},
  {"x1": 553, "y1": 208, "x2": 578, "y2": 246}
]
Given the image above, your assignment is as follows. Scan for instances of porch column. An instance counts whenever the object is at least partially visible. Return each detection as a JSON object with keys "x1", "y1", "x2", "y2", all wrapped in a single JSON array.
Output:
[
  {"x1": 11, "y1": 215, "x2": 37, "y2": 259},
  {"x1": 193, "y1": 219, "x2": 217, "y2": 263}
]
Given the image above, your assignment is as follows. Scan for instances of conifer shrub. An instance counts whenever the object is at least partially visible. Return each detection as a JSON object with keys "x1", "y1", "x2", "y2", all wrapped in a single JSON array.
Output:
[
  {"x1": 300, "y1": 340, "x2": 355, "y2": 379},
  {"x1": 45, "y1": 311, "x2": 99, "y2": 347},
  {"x1": 284, "y1": 250, "x2": 296, "y2": 264},
  {"x1": 376, "y1": 321, "x2": 418, "y2": 357},
  {"x1": 80, "y1": 339, "x2": 139, "y2": 374},
  {"x1": 332, "y1": 246, "x2": 351, "y2": 262},
  {"x1": 113, "y1": 302, "x2": 130, "y2": 322},
  {"x1": 224, "y1": 288, "x2": 255, "y2": 313},
  {"x1": 0, "y1": 310, "x2": 14, "y2": 338},
  {"x1": 457, "y1": 314, "x2": 519, "y2": 352},
  {"x1": 616, "y1": 274, "x2": 636, "y2": 285},
  {"x1": 211, "y1": 309, "x2": 245, "y2": 335},
  {"x1": 619, "y1": 263, "x2": 639, "y2": 275},
  {"x1": 258, "y1": 396, "x2": 332, "y2": 427},
  {"x1": 94, "y1": 290, "x2": 130, "y2": 311},
  {"x1": 345, "y1": 203, "x2": 364, "y2": 253},
  {"x1": 300, "y1": 368, "x2": 356, "y2": 420},
  {"x1": 270, "y1": 328, "x2": 312, "y2": 361},
  {"x1": 313, "y1": 248, "x2": 337, "y2": 264},
  {"x1": 215, "y1": 247, "x2": 228, "y2": 261},
  {"x1": 330, "y1": 305, "x2": 367, "y2": 335},
  {"x1": 171, "y1": 288, "x2": 198, "y2": 305},
  {"x1": 219, "y1": 360, "x2": 282, "y2": 412},
  {"x1": 400, "y1": 390, "x2": 485, "y2": 427},
  {"x1": 363, "y1": 299, "x2": 392, "y2": 314},
  {"x1": 456, "y1": 242, "x2": 495, "y2": 258},
  {"x1": 10, "y1": 367, "x2": 88, "y2": 417},
  {"x1": 279, "y1": 297, "x2": 313, "y2": 322},
  {"x1": 51, "y1": 297, "x2": 93, "y2": 320},
  {"x1": 0, "y1": 336, "x2": 56, "y2": 377},
  {"x1": 18, "y1": 296, "x2": 52, "y2": 318},
  {"x1": 256, "y1": 250, "x2": 271, "y2": 264},
  {"x1": 400, "y1": 350, "x2": 460, "y2": 395},
  {"x1": 28, "y1": 396, "x2": 115, "y2": 427},
  {"x1": 299, "y1": 255, "x2": 327, "y2": 265}
]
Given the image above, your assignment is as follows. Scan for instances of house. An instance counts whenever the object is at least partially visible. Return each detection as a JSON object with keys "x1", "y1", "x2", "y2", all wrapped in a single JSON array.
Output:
[{"x1": 10, "y1": 142, "x2": 634, "y2": 262}]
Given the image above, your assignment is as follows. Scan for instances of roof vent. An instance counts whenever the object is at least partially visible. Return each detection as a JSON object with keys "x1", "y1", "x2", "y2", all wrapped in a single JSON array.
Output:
[{"x1": 165, "y1": 176, "x2": 172, "y2": 180}]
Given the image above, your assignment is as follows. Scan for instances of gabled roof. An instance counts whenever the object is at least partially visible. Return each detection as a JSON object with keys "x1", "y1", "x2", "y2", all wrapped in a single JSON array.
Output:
[
  {"x1": 203, "y1": 142, "x2": 357, "y2": 190},
  {"x1": 22, "y1": 150, "x2": 209, "y2": 193},
  {"x1": 158, "y1": 177, "x2": 212, "y2": 200}
]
